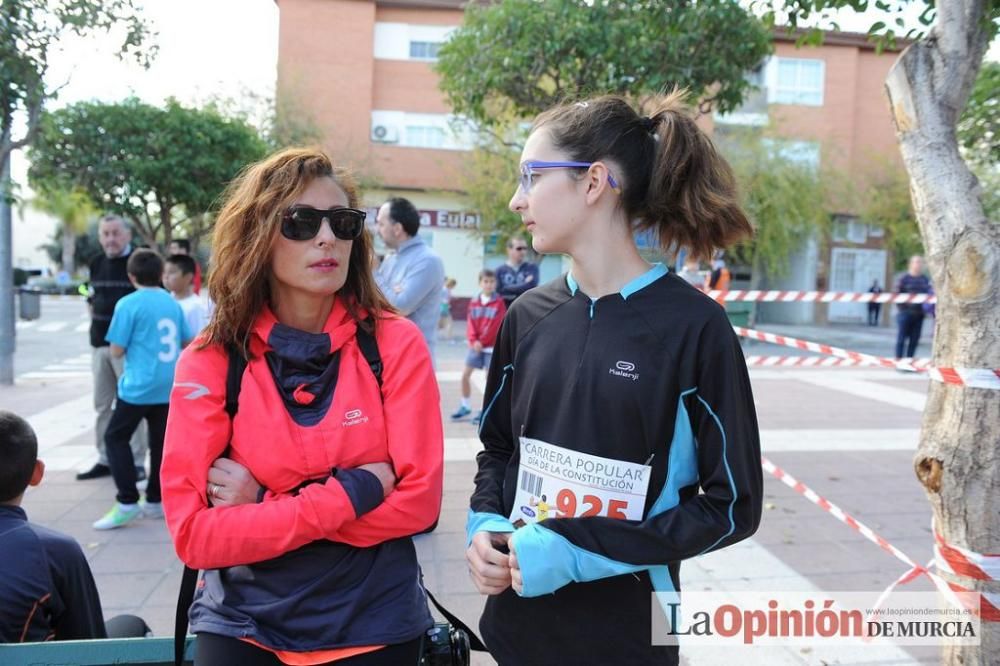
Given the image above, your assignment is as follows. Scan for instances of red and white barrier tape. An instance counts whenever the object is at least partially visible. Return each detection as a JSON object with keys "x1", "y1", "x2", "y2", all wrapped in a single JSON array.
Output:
[
  {"x1": 745, "y1": 355, "x2": 932, "y2": 368},
  {"x1": 735, "y1": 326, "x2": 1000, "y2": 389},
  {"x1": 761, "y1": 455, "x2": 1000, "y2": 622},
  {"x1": 923, "y1": 367, "x2": 1000, "y2": 391},
  {"x1": 708, "y1": 289, "x2": 936, "y2": 304},
  {"x1": 935, "y1": 531, "x2": 1000, "y2": 583}
]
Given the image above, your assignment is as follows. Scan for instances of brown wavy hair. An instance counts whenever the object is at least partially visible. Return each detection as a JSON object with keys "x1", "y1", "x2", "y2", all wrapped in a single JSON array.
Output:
[
  {"x1": 201, "y1": 147, "x2": 393, "y2": 356},
  {"x1": 533, "y1": 89, "x2": 753, "y2": 261}
]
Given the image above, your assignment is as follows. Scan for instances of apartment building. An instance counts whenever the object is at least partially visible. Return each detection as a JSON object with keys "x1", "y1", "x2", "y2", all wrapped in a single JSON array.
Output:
[
  {"x1": 712, "y1": 31, "x2": 908, "y2": 323},
  {"x1": 277, "y1": 1, "x2": 908, "y2": 318}
]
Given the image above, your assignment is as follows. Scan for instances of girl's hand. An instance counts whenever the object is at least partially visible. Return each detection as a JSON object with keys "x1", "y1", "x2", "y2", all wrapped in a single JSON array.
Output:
[
  {"x1": 509, "y1": 535, "x2": 523, "y2": 595},
  {"x1": 467, "y1": 531, "x2": 512, "y2": 595}
]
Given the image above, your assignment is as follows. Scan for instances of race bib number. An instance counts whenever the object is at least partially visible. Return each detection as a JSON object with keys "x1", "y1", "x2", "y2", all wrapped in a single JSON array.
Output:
[{"x1": 509, "y1": 437, "x2": 652, "y2": 527}]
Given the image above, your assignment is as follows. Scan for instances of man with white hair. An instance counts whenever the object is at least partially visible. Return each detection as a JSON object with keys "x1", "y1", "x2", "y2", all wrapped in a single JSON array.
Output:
[{"x1": 76, "y1": 215, "x2": 147, "y2": 482}]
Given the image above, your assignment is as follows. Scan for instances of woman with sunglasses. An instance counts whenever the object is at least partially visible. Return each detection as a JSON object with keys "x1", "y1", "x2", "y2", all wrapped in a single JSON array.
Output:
[
  {"x1": 466, "y1": 92, "x2": 763, "y2": 665},
  {"x1": 161, "y1": 148, "x2": 443, "y2": 665}
]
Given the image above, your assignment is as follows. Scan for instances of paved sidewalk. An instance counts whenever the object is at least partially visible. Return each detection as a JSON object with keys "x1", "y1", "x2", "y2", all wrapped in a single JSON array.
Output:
[
  {"x1": 745, "y1": 319, "x2": 935, "y2": 360},
  {"x1": 5, "y1": 328, "x2": 944, "y2": 665}
]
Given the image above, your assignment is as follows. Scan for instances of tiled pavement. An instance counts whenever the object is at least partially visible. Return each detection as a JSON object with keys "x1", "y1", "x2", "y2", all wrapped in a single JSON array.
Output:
[{"x1": 6, "y1": 323, "x2": 943, "y2": 665}]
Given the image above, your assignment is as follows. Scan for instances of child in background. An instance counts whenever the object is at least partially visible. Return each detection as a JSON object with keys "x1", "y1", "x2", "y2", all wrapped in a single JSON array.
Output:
[
  {"x1": 164, "y1": 254, "x2": 210, "y2": 337},
  {"x1": 167, "y1": 238, "x2": 202, "y2": 294},
  {"x1": 439, "y1": 277, "x2": 457, "y2": 342},
  {"x1": 452, "y1": 269, "x2": 506, "y2": 424},
  {"x1": 93, "y1": 249, "x2": 192, "y2": 530},
  {"x1": 0, "y1": 410, "x2": 151, "y2": 642}
]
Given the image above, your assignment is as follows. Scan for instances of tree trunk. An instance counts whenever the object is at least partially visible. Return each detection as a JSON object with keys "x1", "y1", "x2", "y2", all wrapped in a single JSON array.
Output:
[
  {"x1": 61, "y1": 223, "x2": 76, "y2": 274},
  {"x1": 159, "y1": 198, "x2": 172, "y2": 250},
  {"x1": 885, "y1": 1, "x2": 999, "y2": 662}
]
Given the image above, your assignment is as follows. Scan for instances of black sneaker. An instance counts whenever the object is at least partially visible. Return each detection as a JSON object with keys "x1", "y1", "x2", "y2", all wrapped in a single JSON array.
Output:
[{"x1": 76, "y1": 463, "x2": 111, "y2": 481}]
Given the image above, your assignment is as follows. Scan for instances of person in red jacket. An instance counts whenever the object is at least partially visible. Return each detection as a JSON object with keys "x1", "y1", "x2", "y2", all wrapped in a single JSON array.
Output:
[
  {"x1": 160, "y1": 148, "x2": 443, "y2": 665},
  {"x1": 451, "y1": 269, "x2": 507, "y2": 424}
]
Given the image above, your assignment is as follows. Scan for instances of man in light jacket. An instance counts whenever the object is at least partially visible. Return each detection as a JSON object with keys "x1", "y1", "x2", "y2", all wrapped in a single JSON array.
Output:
[{"x1": 375, "y1": 197, "x2": 446, "y2": 362}]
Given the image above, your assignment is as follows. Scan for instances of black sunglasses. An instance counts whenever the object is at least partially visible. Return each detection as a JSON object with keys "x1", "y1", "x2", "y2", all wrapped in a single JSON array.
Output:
[{"x1": 281, "y1": 206, "x2": 367, "y2": 241}]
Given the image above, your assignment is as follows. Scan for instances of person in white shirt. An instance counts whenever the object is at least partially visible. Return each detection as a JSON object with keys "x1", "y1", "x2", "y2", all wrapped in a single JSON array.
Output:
[{"x1": 164, "y1": 254, "x2": 209, "y2": 337}]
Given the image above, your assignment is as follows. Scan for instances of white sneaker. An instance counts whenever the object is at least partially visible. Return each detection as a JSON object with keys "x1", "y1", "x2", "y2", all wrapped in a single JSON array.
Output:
[
  {"x1": 93, "y1": 502, "x2": 141, "y2": 530},
  {"x1": 140, "y1": 500, "x2": 164, "y2": 519}
]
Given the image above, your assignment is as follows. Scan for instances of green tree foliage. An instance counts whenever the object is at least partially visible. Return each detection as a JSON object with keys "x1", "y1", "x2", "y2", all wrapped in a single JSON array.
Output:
[
  {"x1": 27, "y1": 186, "x2": 99, "y2": 273},
  {"x1": 958, "y1": 61, "x2": 999, "y2": 164},
  {"x1": 753, "y1": 1, "x2": 935, "y2": 51},
  {"x1": 41, "y1": 220, "x2": 102, "y2": 272},
  {"x1": 27, "y1": 98, "x2": 268, "y2": 248},
  {"x1": 459, "y1": 119, "x2": 525, "y2": 243},
  {"x1": 207, "y1": 87, "x2": 325, "y2": 151},
  {"x1": 958, "y1": 61, "x2": 999, "y2": 220},
  {"x1": 0, "y1": 0, "x2": 154, "y2": 163},
  {"x1": 436, "y1": 0, "x2": 773, "y2": 128},
  {"x1": 858, "y1": 161, "x2": 924, "y2": 271},
  {"x1": 718, "y1": 132, "x2": 829, "y2": 282},
  {"x1": 268, "y1": 92, "x2": 324, "y2": 150}
]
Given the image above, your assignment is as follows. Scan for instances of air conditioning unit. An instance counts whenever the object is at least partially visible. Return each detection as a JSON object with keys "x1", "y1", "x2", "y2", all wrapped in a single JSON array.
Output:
[{"x1": 371, "y1": 124, "x2": 399, "y2": 143}]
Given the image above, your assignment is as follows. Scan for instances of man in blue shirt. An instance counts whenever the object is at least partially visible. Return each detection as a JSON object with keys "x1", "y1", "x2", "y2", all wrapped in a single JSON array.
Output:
[
  {"x1": 495, "y1": 236, "x2": 540, "y2": 308},
  {"x1": 894, "y1": 254, "x2": 932, "y2": 360},
  {"x1": 93, "y1": 249, "x2": 191, "y2": 530},
  {"x1": 375, "y1": 197, "x2": 446, "y2": 361}
]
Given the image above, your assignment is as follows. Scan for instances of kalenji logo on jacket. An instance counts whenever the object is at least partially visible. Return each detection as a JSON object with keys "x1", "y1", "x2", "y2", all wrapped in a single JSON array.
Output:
[
  {"x1": 342, "y1": 409, "x2": 369, "y2": 427},
  {"x1": 609, "y1": 360, "x2": 639, "y2": 381}
]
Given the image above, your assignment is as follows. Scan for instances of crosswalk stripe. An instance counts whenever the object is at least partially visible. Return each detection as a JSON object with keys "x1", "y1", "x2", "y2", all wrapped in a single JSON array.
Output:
[
  {"x1": 37, "y1": 322, "x2": 69, "y2": 332},
  {"x1": 75, "y1": 321, "x2": 90, "y2": 332},
  {"x1": 15, "y1": 320, "x2": 37, "y2": 329},
  {"x1": 20, "y1": 370, "x2": 91, "y2": 379}
]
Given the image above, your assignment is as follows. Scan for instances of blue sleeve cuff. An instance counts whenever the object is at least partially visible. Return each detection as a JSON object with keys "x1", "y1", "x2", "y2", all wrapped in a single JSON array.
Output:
[
  {"x1": 466, "y1": 510, "x2": 515, "y2": 547},
  {"x1": 510, "y1": 523, "x2": 648, "y2": 598},
  {"x1": 337, "y1": 468, "x2": 385, "y2": 518}
]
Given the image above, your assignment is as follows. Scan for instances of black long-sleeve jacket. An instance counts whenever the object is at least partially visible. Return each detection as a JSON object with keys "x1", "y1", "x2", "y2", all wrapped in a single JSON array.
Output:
[
  {"x1": 468, "y1": 266, "x2": 762, "y2": 665},
  {"x1": 0, "y1": 506, "x2": 107, "y2": 643}
]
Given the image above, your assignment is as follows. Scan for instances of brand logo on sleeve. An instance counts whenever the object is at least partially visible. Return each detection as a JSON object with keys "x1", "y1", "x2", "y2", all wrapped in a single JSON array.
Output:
[
  {"x1": 175, "y1": 382, "x2": 210, "y2": 399},
  {"x1": 342, "y1": 409, "x2": 369, "y2": 427},
  {"x1": 609, "y1": 360, "x2": 639, "y2": 381}
]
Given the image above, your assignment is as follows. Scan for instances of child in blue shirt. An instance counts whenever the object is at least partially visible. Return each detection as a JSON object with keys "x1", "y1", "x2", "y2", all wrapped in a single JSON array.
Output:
[{"x1": 93, "y1": 249, "x2": 192, "y2": 530}]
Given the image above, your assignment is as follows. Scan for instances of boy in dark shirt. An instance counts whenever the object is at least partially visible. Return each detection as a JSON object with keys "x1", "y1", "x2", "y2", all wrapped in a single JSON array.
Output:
[{"x1": 0, "y1": 410, "x2": 149, "y2": 643}]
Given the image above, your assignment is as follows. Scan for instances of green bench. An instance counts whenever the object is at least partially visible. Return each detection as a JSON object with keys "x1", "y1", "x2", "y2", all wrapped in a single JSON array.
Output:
[{"x1": 0, "y1": 636, "x2": 193, "y2": 666}]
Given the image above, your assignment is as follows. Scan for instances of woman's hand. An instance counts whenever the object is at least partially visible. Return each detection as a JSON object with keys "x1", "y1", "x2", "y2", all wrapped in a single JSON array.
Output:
[
  {"x1": 467, "y1": 531, "x2": 512, "y2": 595},
  {"x1": 356, "y1": 462, "x2": 397, "y2": 498},
  {"x1": 207, "y1": 458, "x2": 262, "y2": 507}
]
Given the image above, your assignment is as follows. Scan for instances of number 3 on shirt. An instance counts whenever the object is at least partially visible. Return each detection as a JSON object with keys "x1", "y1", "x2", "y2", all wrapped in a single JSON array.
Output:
[{"x1": 157, "y1": 319, "x2": 179, "y2": 362}]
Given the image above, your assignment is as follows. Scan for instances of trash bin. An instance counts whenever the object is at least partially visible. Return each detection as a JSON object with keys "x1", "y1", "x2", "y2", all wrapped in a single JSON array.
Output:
[
  {"x1": 724, "y1": 301, "x2": 752, "y2": 328},
  {"x1": 18, "y1": 287, "x2": 42, "y2": 320}
]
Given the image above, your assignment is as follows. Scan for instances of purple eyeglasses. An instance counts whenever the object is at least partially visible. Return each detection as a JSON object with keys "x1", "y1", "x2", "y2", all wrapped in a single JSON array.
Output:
[{"x1": 519, "y1": 160, "x2": 619, "y2": 194}]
